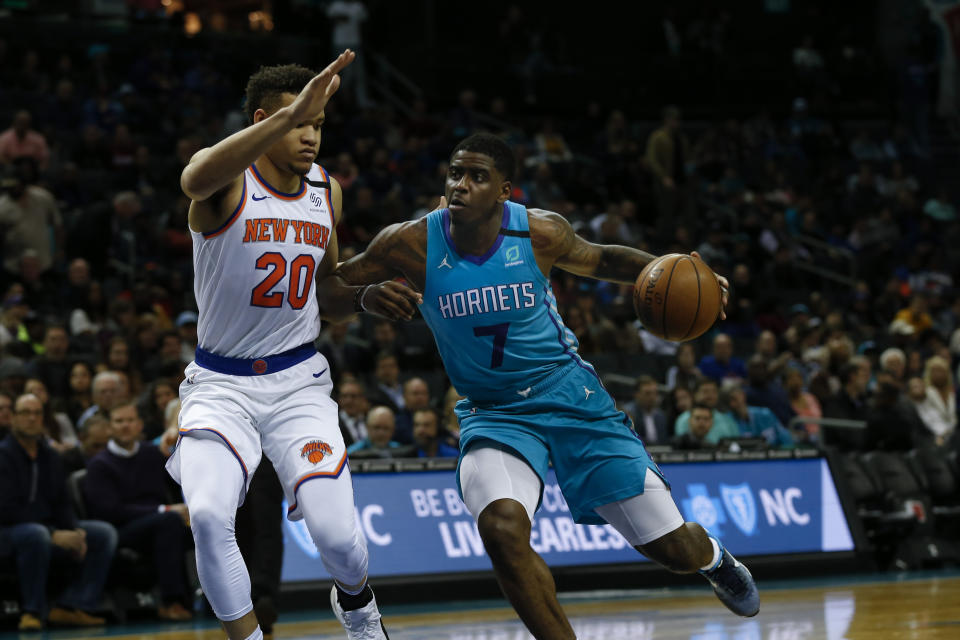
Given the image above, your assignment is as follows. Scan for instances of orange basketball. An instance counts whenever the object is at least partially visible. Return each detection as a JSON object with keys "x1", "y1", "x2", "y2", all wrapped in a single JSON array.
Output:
[{"x1": 633, "y1": 253, "x2": 722, "y2": 342}]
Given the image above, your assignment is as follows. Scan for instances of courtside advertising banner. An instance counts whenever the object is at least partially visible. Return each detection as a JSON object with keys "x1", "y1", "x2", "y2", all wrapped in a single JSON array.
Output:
[{"x1": 280, "y1": 457, "x2": 854, "y2": 582}]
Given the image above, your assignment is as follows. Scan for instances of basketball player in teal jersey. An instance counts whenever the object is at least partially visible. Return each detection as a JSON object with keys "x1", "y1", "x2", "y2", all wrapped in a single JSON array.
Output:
[{"x1": 318, "y1": 133, "x2": 759, "y2": 639}]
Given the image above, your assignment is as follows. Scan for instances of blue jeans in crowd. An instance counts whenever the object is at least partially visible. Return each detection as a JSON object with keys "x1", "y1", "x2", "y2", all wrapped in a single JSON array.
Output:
[{"x1": 0, "y1": 521, "x2": 118, "y2": 615}]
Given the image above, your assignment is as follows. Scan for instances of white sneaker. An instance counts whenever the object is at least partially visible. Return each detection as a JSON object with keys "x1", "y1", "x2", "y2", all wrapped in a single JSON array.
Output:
[{"x1": 329, "y1": 586, "x2": 389, "y2": 639}]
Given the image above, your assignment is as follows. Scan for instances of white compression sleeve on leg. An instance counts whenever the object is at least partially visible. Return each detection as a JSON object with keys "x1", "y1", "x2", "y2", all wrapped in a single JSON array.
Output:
[
  {"x1": 179, "y1": 436, "x2": 253, "y2": 621},
  {"x1": 459, "y1": 446, "x2": 542, "y2": 522},
  {"x1": 297, "y1": 466, "x2": 369, "y2": 593},
  {"x1": 594, "y1": 468, "x2": 685, "y2": 547}
]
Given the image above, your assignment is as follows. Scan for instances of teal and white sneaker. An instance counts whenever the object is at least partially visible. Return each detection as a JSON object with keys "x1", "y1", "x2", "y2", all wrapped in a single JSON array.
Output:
[{"x1": 699, "y1": 538, "x2": 760, "y2": 617}]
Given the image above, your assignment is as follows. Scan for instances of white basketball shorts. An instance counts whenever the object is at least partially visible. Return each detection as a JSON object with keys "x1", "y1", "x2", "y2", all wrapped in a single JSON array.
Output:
[{"x1": 166, "y1": 351, "x2": 345, "y2": 521}]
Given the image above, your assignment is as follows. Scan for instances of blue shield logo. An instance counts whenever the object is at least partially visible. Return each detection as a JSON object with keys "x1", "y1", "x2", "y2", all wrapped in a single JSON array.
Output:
[{"x1": 720, "y1": 483, "x2": 757, "y2": 536}]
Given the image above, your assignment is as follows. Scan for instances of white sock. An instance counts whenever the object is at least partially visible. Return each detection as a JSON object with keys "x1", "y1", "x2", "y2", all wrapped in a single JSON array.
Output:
[
  {"x1": 699, "y1": 536, "x2": 721, "y2": 572},
  {"x1": 243, "y1": 626, "x2": 263, "y2": 640}
]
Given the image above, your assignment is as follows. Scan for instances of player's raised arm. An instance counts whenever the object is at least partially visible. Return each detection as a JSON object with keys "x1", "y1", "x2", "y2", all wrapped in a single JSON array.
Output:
[
  {"x1": 316, "y1": 221, "x2": 423, "y2": 323},
  {"x1": 180, "y1": 50, "x2": 355, "y2": 203}
]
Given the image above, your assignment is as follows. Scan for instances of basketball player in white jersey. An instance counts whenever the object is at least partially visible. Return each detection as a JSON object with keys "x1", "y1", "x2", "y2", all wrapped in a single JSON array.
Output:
[{"x1": 166, "y1": 51, "x2": 420, "y2": 640}]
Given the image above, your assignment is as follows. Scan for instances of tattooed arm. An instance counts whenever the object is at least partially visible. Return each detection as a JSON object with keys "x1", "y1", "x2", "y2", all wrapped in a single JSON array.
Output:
[
  {"x1": 528, "y1": 208, "x2": 729, "y2": 314},
  {"x1": 316, "y1": 220, "x2": 425, "y2": 323},
  {"x1": 528, "y1": 209, "x2": 657, "y2": 284}
]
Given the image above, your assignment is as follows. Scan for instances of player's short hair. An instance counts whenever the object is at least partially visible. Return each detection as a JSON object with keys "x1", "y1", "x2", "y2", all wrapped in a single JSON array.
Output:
[
  {"x1": 451, "y1": 133, "x2": 515, "y2": 182},
  {"x1": 244, "y1": 64, "x2": 316, "y2": 124}
]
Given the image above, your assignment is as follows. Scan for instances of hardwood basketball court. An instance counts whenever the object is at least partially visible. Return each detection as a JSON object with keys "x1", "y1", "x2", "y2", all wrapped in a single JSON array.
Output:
[{"x1": 11, "y1": 570, "x2": 959, "y2": 640}]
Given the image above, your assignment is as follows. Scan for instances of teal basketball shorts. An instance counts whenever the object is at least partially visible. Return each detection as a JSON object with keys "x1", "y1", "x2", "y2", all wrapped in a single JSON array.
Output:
[{"x1": 455, "y1": 359, "x2": 667, "y2": 525}]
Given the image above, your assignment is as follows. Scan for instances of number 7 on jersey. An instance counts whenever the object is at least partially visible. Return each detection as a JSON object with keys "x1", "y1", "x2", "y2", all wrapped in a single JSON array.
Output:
[{"x1": 473, "y1": 322, "x2": 510, "y2": 369}]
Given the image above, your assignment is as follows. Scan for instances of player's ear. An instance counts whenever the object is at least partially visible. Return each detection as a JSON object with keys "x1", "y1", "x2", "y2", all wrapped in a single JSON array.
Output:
[
  {"x1": 498, "y1": 180, "x2": 512, "y2": 204},
  {"x1": 253, "y1": 108, "x2": 270, "y2": 124}
]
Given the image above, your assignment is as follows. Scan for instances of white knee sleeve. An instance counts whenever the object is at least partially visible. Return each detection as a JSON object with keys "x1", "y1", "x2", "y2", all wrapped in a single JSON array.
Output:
[
  {"x1": 179, "y1": 437, "x2": 252, "y2": 621},
  {"x1": 297, "y1": 469, "x2": 369, "y2": 592},
  {"x1": 594, "y1": 468, "x2": 685, "y2": 546},
  {"x1": 459, "y1": 446, "x2": 542, "y2": 522}
]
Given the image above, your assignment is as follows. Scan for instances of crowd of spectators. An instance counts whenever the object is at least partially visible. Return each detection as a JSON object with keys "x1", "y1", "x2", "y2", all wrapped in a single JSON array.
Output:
[{"x1": 0, "y1": 2, "x2": 957, "y2": 630}]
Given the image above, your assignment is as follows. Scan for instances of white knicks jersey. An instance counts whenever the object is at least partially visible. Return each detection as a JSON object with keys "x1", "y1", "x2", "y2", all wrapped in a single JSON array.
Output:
[{"x1": 191, "y1": 163, "x2": 334, "y2": 359}]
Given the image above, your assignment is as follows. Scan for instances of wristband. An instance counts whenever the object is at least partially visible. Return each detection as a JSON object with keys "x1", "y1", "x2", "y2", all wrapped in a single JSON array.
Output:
[{"x1": 353, "y1": 285, "x2": 371, "y2": 313}]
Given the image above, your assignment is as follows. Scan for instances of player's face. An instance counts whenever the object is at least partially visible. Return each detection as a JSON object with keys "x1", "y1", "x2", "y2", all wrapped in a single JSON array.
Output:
[
  {"x1": 445, "y1": 151, "x2": 510, "y2": 222},
  {"x1": 263, "y1": 93, "x2": 323, "y2": 177}
]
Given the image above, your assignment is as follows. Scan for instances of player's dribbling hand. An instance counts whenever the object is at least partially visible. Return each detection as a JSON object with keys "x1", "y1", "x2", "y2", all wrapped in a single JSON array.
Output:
[
  {"x1": 363, "y1": 281, "x2": 423, "y2": 321},
  {"x1": 287, "y1": 49, "x2": 356, "y2": 124},
  {"x1": 690, "y1": 251, "x2": 729, "y2": 320}
]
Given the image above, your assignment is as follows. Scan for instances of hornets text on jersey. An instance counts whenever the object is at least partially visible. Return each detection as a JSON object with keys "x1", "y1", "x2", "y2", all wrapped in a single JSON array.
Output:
[{"x1": 419, "y1": 201, "x2": 593, "y2": 405}]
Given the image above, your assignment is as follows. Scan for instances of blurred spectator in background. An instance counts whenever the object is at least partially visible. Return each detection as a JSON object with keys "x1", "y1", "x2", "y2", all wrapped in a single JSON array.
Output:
[
  {"x1": 665, "y1": 342, "x2": 702, "y2": 392},
  {"x1": 822, "y1": 362, "x2": 869, "y2": 451},
  {"x1": 175, "y1": 311, "x2": 198, "y2": 364},
  {"x1": 326, "y1": 0, "x2": 369, "y2": 107},
  {"x1": 411, "y1": 409, "x2": 458, "y2": 458},
  {"x1": 671, "y1": 404, "x2": 719, "y2": 449},
  {"x1": 879, "y1": 347, "x2": 907, "y2": 384},
  {"x1": 63, "y1": 361, "x2": 94, "y2": 426},
  {"x1": 24, "y1": 325, "x2": 72, "y2": 401},
  {"x1": 84, "y1": 402, "x2": 192, "y2": 621},
  {"x1": 893, "y1": 294, "x2": 933, "y2": 336},
  {"x1": 646, "y1": 105, "x2": 692, "y2": 224},
  {"x1": 0, "y1": 157, "x2": 63, "y2": 279},
  {"x1": 623, "y1": 376, "x2": 670, "y2": 445},
  {"x1": 744, "y1": 354, "x2": 796, "y2": 426},
  {"x1": 724, "y1": 386, "x2": 793, "y2": 447},
  {"x1": 866, "y1": 372, "x2": 926, "y2": 450},
  {"x1": 441, "y1": 385, "x2": 464, "y2": 445},
  {"x1": 0, "y1": 393, "x2": 117, "y2": 630},
  {"x1": 0, "y1": 110, "x2": 49, "y2": 170},
  {"x1": 368, "y1": 351, "x2": 404, "y2": 414},
  {"x1": 336, "y1": 379, "x2": 369, "y2": 447},
  {"x1": 0, "y1": 391, "x2": 12, "y2": 438},
  {"x1": 318, "y1": 321, "x2": 370, "y2": 377},
  {"x1": 673, "y1": 379, "x2": 739, "y2": 442},
  {"x1": 911, "y1": 356, "x2": 957, "y2": 447},
  {"x1": 24, "y1": 377, "x2": 77, "y2": 455},
  {"x1": 666, "y1": 386, "x2": 693, "y2": 428},
  {"x1": 77, "y1": 370, "x2": 124, "y2": 429},
  {"x1": 59, "y1": 414, "x2": 112, "y2": 473},
  {"x1": 784, "y1": 367, "x2": 821, "y2": 443},
  {"x1": 698, "y1": 333, "x2": 746, "y2": 383},
  {"x1": 141, "y1": 378, "x2": 176, "y2": 440},
  {"x1": 347, "y1": 406, "x2": 409, "y2": 458},
  {"x1": 394, "y1": 376, "x2": 430, "y2": 444}
]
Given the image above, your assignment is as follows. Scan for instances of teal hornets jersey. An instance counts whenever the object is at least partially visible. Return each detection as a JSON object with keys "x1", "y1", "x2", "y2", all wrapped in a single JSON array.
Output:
[{"x1": 421, "y1": 202, "x2": 588, "y2": 405}]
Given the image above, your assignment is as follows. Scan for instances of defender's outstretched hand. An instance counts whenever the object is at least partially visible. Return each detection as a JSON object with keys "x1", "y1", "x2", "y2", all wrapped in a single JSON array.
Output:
[
  {"x1": 287, "y1": 49, "x2": 356, "y2": 124},
  {"x1": 690, "y1": 251, "x2": 730, "y2": 320},
  {"x1": 362, "y1": 281, "x2": 423, "y2": 321}
]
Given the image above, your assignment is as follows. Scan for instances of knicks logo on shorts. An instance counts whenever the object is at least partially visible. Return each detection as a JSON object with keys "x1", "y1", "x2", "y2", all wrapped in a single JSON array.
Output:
[{"x1": 300, "y1": 440, "x2": 334, "y2": 464}]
